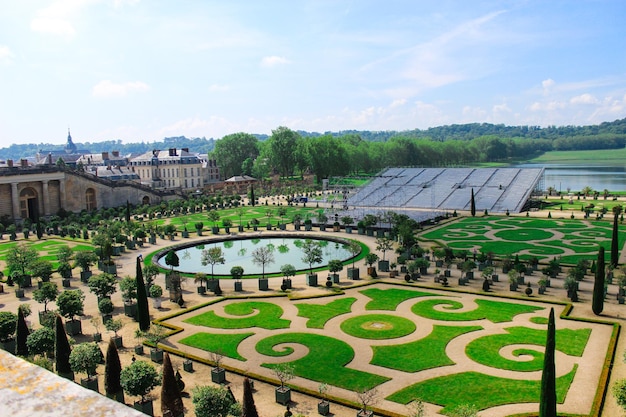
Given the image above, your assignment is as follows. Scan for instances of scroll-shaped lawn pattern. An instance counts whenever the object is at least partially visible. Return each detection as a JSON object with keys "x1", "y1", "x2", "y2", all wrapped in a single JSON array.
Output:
[
  {"x1": 184, "y1": 301, "x2": 290, "y2": 329},
  {"x1": 341, "y1": 314, "x2": 416, "y2": 340},
  {"x1": 179, "y1": 332, "x2": 254, "y2": 361},
  {"x1": 295, "y1": 297, "x2": 356, "y2": 329},
  {"x1": 466, "y1": 327, "x2": 591, "y2": 371},
  {"x1": 371, "y1": 325, "x2": 482, "y2": 372},
  {"x1": 387, "y1": 367, "x2": 577, "y2": 414},
  {"x1": 360, "y1": 288, "x2": 438, "y2": 311},
  {"x1": 257, "y1": 332, "x2": 389, "y2": 392},
  {"x1": 411, "y1": 299, "x2": 543, "y2": 323}
]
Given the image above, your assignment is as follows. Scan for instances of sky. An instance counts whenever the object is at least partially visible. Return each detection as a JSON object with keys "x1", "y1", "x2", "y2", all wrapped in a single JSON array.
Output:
[{"x1": 1, "y1": 0, "x2": 625, "y2": 146}]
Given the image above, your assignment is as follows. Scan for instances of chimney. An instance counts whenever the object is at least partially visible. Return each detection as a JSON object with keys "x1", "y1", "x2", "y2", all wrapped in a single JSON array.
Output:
[
  {"x1": 7, "y1": 159, "x2": 13, "y2": 167},
  {"x1": 169, "y1": 148, "x2": 177, "y2": 156},
  {"x1": 112, "y1": 150, "x2": 120, "y2": 157},
  {"x1": 102, "y1": 152, "x2": 109, "y2": 160},
  {"x1": 182, "y1": 147, "x2": 189, "y2": 153},
  {"x1": 20, "y1": 159, "x2": 28, "y2": 167}
]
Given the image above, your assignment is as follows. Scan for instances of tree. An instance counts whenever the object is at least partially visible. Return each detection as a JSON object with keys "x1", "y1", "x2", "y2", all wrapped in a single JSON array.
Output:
[
  {"x1": 593, "y1": 246, "x2": 606, "y2": 315},
  {"x1": 161, "y1": 352, "x2": 184, "y2": 417},
  {"x1": 252, "y1": 246, "x2": 275, "y2": 279},
  {"x1": 16, "y1": 307, "x2": 29, "y2": 357},
  {"x1": 31, "y1": 259, "x2": 54, "y2": 282},
  {"x1": 69, "y1": 342, "x2": 101, "y2": 379},
  {"x1": 613, "y1": 379, "x2": 626, "y2": 411},
  {"x1": 143, "y1": 264, "x2": 161, "y2": 289},
  {"x1": 348, "y1": 240, "x2": 362, "y2": 269},
  {"x1": 213, "y1": 132, "x2": 259, "y2": 179},
  {"x1": 612, "y1": 211, "x2": 620, "y2": 268},
  {"x1": 201, "y1": 246, "x2": 226, "y2": 281},
  {"x1": 6, "y1": 243, "x2": 37, "y2": 276},
  {"x1": 54, "y1": 314, "x2": 73, "y2": 379},
  {"x1": 105, "y1": 339, "x2": 124, "y2": 402},
  {"x1": 74, "y1": 250, "x2": 98, "y2": 272},
  {"x1": 120, "y1": 360, "x2": 161, "y2": 403},
  {"x1": 375, "y1": 237, "x2": 394, "y2": 261},
  {"x1": 193, "y1": 385, "x2": 239, "y2": 417},
  {"x1": 88, "y1": 273, "x2": 117, "y2": 299},
  {"x1": 0, "y1": 311, "x2": 17, "y2": 343},
  {"x1": 470, "y1": 188, "x2": 476, "y2": 217},
  {"x1": 269, "y1": 126, "x2": 300, "y2": 178},
  {"x1": 33, "y1": 282, "x2": 59, "y2": 312},
  {"x1": 241, "y1": 377, "x2": 259, "y2": 417},
  {"x1": 136, "y1": 257, "x2": 150, "y2": 332},
  {"x1": 249, "y1": 184, "x2": 255, "y2": 206},
  {"x1": 165, "y1": 250, "x2": 179, "y2": 270},
  {"x1": 56, "y1": 289, "x2": 85, "y2": 321},
  {"x1": 119, "y1": 276, "x2": 138, "y2": 303},
  {"x1": 26, "y1": 326, "x2": 54, "y2": 357},
  {"x1": 539, "y1": 308, "x2": 557, "y2": 417},
  {"x1": 302, "y1": 239, "x2": 323, "y2": 274}
]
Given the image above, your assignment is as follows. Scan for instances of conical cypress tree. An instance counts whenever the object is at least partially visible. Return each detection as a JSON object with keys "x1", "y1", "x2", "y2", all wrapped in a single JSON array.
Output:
[
  {"x1": 592, "y1": 246, "x2": 605, "y2": 315},
  {"x1": 136, "y1": 256, "x2": 150, "y2": 331},
  {"x1": 161, "y1": 352, "x2": 184, "y2": 417},
  {"x1": 104, "y1": 339, "x2": 124, "y2": 402},
  {"x1": 611, "y1": 212, "x2": 619, "y2": 268},
  {"x1": 54, "y1": 314, "x2": 74, "y2": 380},
  {"x1": 241, "y1": 377, "x2": 259, "y2": 417},
  {"x1": 539, "y1": 308, "x2": 557, "y2": 417},
  {"x1": 250, "y1": 185, "x2": 255, "y2": 207},
  {"x1": 16, "y1": 307, "x2": 29, "y2": 357},
  {"x1": 470, "y1": 188, "x2": 476, "y2": 217}
]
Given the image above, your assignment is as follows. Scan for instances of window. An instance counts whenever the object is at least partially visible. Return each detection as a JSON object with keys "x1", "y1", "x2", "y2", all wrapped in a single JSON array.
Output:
[{"x1": 85, "y1": 188, "x2": 96, "y2": 211}]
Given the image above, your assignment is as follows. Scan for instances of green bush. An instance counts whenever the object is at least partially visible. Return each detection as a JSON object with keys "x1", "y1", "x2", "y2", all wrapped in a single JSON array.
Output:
[
  {"x1": 69, "y1": 342, "x2": 101, "y2": 378},
  {"x1": 120, "y1": 360, "x2": 161, "y2": 402}
]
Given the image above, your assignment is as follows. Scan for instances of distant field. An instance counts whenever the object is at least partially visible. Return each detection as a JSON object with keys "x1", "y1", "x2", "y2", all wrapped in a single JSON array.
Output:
[{"x1": 526, "y1": 148, "x2": 626, "y2": 164}]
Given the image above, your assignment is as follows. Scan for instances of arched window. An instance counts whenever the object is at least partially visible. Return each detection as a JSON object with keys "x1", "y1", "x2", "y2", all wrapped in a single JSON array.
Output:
[
  {"x1": 19, "y1": 187, "x2": 38, "y2": 220},
  {"x1": 142, "y1": 196, "x2": 150, "y2": 205},
  {"x1": 86, "y1": 188, "x2": 97, "y2": 211}
]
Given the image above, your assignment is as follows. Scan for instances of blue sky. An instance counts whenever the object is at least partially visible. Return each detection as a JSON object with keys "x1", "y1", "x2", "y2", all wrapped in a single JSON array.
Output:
[{"x1": 1, "y1": 0, "x2": 625, "y2": 145}]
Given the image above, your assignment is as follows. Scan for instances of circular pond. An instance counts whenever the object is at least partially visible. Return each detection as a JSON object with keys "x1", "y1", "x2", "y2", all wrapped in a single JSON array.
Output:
[{"x1": 156, "y1": 236, "x2": 357, "y2": 276}]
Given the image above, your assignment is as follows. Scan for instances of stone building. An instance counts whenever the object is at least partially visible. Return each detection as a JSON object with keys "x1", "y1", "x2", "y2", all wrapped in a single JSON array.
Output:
[{"x1": 129, "y1": 148, "x2": 208, "y2": 191}]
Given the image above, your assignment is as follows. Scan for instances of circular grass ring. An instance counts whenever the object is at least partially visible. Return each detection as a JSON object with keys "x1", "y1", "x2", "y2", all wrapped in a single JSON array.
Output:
[
  {"x1": 340, "y1": 314, "x2": 416, "y2": 340},
  {"x1": 494, "y1": 229, "x2": 553, "y2": 242}
]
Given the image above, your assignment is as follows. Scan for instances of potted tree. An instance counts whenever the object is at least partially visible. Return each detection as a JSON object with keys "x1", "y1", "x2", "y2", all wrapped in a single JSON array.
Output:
[
  {"x1": 90, "y1": 316, "x2": 102, "y2": 343},
  {"x1": 273, "y1": 363, "x2": 295, "y2": 405},
  {"x1": 414, "y1": 257, "x2": 431, "y2": 276},
  {"x1": 194, "y1": 272, "x2": 208, "y2": 295},
  {"x1": 347, "y1": 241, "x2": 361, "y2": 280},
  {"x1": 145, "y1": 324, "x2": 167, "y2": 363},
  {"x1": 231, "y1": 266, "x2": 244, "y2": 292},
  {"x1": 33, "y1": 282, "x2": 59, "y2": 325},
  {"x1": 31, "y1": 259, "x2": 54, "y2": 288},
  {"x1": 0, "y1": 311, "x2": 17, "y2": 353},
  {"x1": 328, "y1": 259, "x2": 343, "y2": 284},
  {"x1": 365, "y1": 253, "x2": 379, "y2": 278},
  {"x1": 251, "y1": 218, "x2": 260, "y2": 231},
  {"x1": 318, "y1": 383, "x2": 331, "y2": 415},
  {"x1": 210, "y1": 350, "x2": 226, "y2": 383},
  {"x1": 98, "y1": 297, "x2": 114, "y2": 323},
  {"x1": 57, "y1": 289, "x2": 85, "y2": 335},
  {"x1": 538, "y1": 278, "x2": 549, "y2": 295},
  {"x1": 87, "y1": 273, "x2": 117, "y2": 302},
  {"x1": 508, "y1": 269, "x2": 520, "y2": 291},
  {"x1": 293, "y1": 213, "x2": 303, "y2": 231},
  {"x1": 341, "y1": 216, "x2": 354, "y2": 233},
  {"x1": 69, "y1": 342, "x2": 102, "y2": 392},
  {"x1": 280, "y1": 264, "x2": 295, "y2": 290},
  {"x1": 134, "y1": 329, "x2": 145, "y2": 355},
  {"x1": 119, "y1": 276, "x2": 138, "y2": 318},
  {"x1": 252, "y1": 246, "x2": 275, "y2": 291},
  {"x1": 6, "y1": 243, "x2": 37, "y2": 288},
  {"x1": 149, "y1": 284, "x2": 163, "y2": 308},
  {"x1": 317, "y1": 212, "x2": 328, "y2": 231},
  {"x1": 105, "y1": 318, "x2": 124, "y2": 348},
  {"x1": 356, "y1": 388, "x2": 378, "y2": 417},
  {"x1": 222, "y1": 219, "x2": 233, "y2": 234},
  {"x1": 208, "y1": 210, "x2": 221, "y2": 234},
  {"x1": 201, "y1": 246, "x2": 226, "y2": 292},
  {"x1": 302, "y1": 239, "x2": 323, "y2": 286},
  {"x1": 121, "y1": 360, "x2": 161, "y2": 416},
  {"x1": 74, "y1": 250, "x2": 98, "y2": 282},
  {"x1": 303, "y1": 218, "x2": 313, "y2": 231},
  {"x1": 375, "y1": 237, "x2": 393, "y2": 272},
  {"x1": 194, "y1": 221, "x2": 204, "y2": 236}
]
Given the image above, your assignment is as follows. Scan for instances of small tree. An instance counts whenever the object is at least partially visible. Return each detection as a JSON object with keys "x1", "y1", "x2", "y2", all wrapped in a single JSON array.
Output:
[
  {"x1": 201, "y1": 246, "x2": 226, "y2": 281},
  {"x1": 33, "y1": 282, "x2": 59, "y2": 312},
  {"x1": 356, "y1": 387, "x2": 379, "y2": 414},
  {"x1": 272, "y1": 362, "x2": 295, "y2": 389},
  {"x1": 143, "y1": 264, "x2": 161, "y2": 289},
  {"x1": 120, "y1": 360, "x2": 161, "y2": 403},
  {"x1": 193, "y1": 385, "x2": 239, "y2": 417},
  {"x1": 88, "y1": 273, "x2": 117, "y2": 299},
  {"x1": 69, "y1": 342, "x2": 101, "y2": 379},
  {"x1": 241, "y1": 377, "x2": 259, "y2": 417},
  {"x1": 348, "y1": 241, "x2": 361, "y2": 269},
  {"x1": 26, "y1": 326, "x2": 55, "y2": 357},
  {"x1": 119, "y1": 276, "x2": 138, "y2": 303},
  {"x1": 56, "y1": 289, "x2": 85, "y2": 321},
  {"x1": 165, "y1": 250, "x2": 179, "y2": 270},
  {"x1": 54, "y1": 314, "x2": 73, "y2": 378},
  {"x1": 252, "y1": 246, "x2": 275, "y2": 279},
  {"x1": 105, "y1": 318, "x2": 123, "y2": 338},
  {"x1": 375, "y1": 237, "x2": 394, "y2": 261},
  {"x1": 6, "y1": 243, "x2": 37, "y2": 276},
  {"x1": 231, "y1": 265, "x2": 245, "y2": 282},
  {"x1": 31, "y1": 259, "x2": 54, "y2": 282},
  {"x1": 144, "y1": 323, "x2": 167, "y2": 348},
  {"x1": 302, "y1": 239, "x2": 323, "y2": 274},
  {"x1": 161, "y1": 352, "x2": 184, "y2": 417},
  {"x1": 74, "y1": 250, "x2": 98, "y2": 272},
  {"x1": 328, "y1": 259, "x2": 343, "y2": 275}
]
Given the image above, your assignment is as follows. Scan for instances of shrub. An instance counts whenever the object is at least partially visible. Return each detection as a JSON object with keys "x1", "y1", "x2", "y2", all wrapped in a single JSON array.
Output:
[
  {"x1": 98, "y1": 297, "x2": 114, "y2": 315},
  {"x1": 120, "y1": 360, "x2": 161, "y2": 402},
  {"x1": 26, "y1": 327, "x2": 55, "y2": 356},
  {"x1": 0, "y1": 311, "x2": 18, "y2": 342},
  {"x1": 69, "y1": 342, "x2": 101, "y2": 378}
]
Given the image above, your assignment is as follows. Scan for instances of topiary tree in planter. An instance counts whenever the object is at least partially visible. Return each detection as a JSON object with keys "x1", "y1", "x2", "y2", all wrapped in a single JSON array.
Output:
[
  {"x1": 347, "y1": 240, "x2": 362, "y2": 280},
  {"x1": 69, "y1": 342, "x2": 102, "y2": 391},
  {"x1": 356, "y1": 387, "x2": 379, "y2": 417},
  {"x1": 375, "y1": 237, "x2": 394, "y2": 272},
  {"x1": 252, "y1": 246, "x2": 275, "y2": 290},
  {"x1": 279, "y1": 264, "x2": 295, "y2": 290},
  {"x1": 121, "y1": 360, "x2": 161, "y2": 416},
  {"x1": 119, "y1": 276, "x2": 138, "y2": 318},
  {"x1": 0, "y1": 311, "x2": 18, "y2": 353},
  {"x1": 105, "y1": 337, "x2": 124, "y2": 403},
  {"x1": 272, "y1": 362, "x2": 295, "y2": 405},
  {"x1": 231, "y1": 266, "x2": 245, "y2": 292},
  {"x1": 201, "y1": 246, "x2": 225, "y2": 291},
  {"x1": 31, "y1": 259, "x2": 54, "y2": 284},
  {"x1": 54, "y1": 314, "x2": 73, "y2": 380},
  {"x1": 302, "y1": 239, "x2": 323, "y2": 286},
  {"x1": 88, "y1": 273, "x2": 117, "y2": 301},
  {"x1": 328, "y1": 259, "x2": 343, "y2": 284},
  {"x1": 6, "y1": 243, "x2": 37, "y2": 286},
  {"x1": 74, "y1": 250, "x2": 98, "y2": 282},
  {"x1": 26, "y1": 326, "x2": 54, "y2": 358},
  {"x1": 56, "y1": 289, "x2": 85, "y2": 335},
  {"x1": 105, "y1": 318, "x2": 124, "y2": 348},
  {"x1": 149, "y1": 284, "x2": 163, "y2": 309},
  {"x1": 192, "y1": 384, "x2": 239, "y2": 417},
  {"x1": 365, "y1": 253, "x2": 379, "y2": 278},
  {"x1": 144, "y1": 323, "x2": 167, "y2": 363},
  {"x1": 33, "y1": 281, "x2": 59, "y2": 313}
]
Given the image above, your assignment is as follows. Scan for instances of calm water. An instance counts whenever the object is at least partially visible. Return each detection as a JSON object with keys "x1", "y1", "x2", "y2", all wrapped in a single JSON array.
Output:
[
  {"x1": 515, "y1": 164, "x2": 626, "y2": 192},
  {"x1": 158, "y1": 237, "x2": 353, "y2": 276}
]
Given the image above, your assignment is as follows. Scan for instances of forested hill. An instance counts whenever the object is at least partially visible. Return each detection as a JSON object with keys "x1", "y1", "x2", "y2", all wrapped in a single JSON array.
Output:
[{"x1": 2, "y1": 117, "x2": 626, "y2": 161}]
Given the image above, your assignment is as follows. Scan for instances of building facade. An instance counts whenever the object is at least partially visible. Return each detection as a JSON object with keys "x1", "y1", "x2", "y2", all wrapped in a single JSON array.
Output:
[{"x1": 129, "y1": 148, "x2": 208, "y2": 191}]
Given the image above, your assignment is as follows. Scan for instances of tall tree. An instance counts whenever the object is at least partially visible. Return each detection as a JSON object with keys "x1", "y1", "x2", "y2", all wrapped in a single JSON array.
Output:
[
  {"x1": 268, "y1": 126, "x2": 299, "y2": 178},
  {"x1": 16, "y1": 307, "x2": 29, "y2": 357},
  {"x1": 104, "y1": 339, "x2": 124, "y2": 402},
  {"x1": 539, "y1": 308, "x2": 557, "y2": 417},
  {"x1": 470, "y1": 188, "x2": 476, "y2": 217},
  {"x1": 54, "y1": 314, "x2": 73, "y2": 380},
  {"x1": 161, "y1": 352, "x2": 184, "y2": 417},
  {"x1": 592, "y1": 246, "x2": 606, "y2": 315},
  {"x1": 241, "y1": 377, "x2": 259, "y2": 417},
  {"x1": 611, "y1": 211, "x2": 620, "y2": 268},
  {"x1": 212, "y1": 132, "x2": 259, "y2": 179},
  {"x1": 136, "y1": 256, "x2": 150, "y2": 331},
  {"x1": 249, "y1": 184, "x2": 255, "y2": 207}
]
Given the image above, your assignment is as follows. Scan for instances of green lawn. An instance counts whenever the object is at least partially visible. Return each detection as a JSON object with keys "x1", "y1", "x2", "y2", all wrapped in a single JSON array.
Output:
[
  {"x1": 183, "y1": 301, "x2": 291, "y2": 329},
  {"x1": 179, "y1": 332, "x2": 253, "y2": 361},
  {"x1": 295, "y1": 297, "x2": 356, "y2": 328},
  {"x1": 411, "y1": 298, "x2": 543, "y2": 323}
]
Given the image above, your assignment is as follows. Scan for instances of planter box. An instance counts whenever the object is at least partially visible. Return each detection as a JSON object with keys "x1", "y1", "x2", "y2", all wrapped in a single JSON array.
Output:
[
  {"x1": 378, "y1": 260, "x2": 389, "y2": 272},
  {"x1": 211, "y1": 367, "x2": 226, "y2": 383},
  {"x1": 183, "y1": 359, "x2": 194, "y2": 372},
  {"x1": 105, "y1": 264, "x2": 117, "y2": 275},
  {"x1": 106, "y1": 390, "x2": 124, "y2": 403},
  {"x1": 347, "y1": 268, "x2": 360, "y2": 280},
  {"x1": 282, "y1": 278, "x2": 292, "y2": 289},
  {"x1": 357, "y1": 228, "x2": 365, "y2": 235},
  {"x1": 197, "y1": 286, "x2": 207, "y2": 294},
  {"x1": 134, "y1": 344, "x2": 144, "y2": 355},
  {"x1": 357, "y1": 410, "x2": 374, "y2": 417},
  {"x1": 212, "y1": 227, "x2": 220, "y2": 234},
  {"x1": 238, "y1": 225, "x2": 244, "y2": 232},
  {"x1": 538, "y1": 286, "x2": 546, "y2": 295},
  {"x1": 234, "y1": 281, "x2": 243, "y2": 292},
  {"x1": 207, "y1": 279, "x2": 218, "y2": 292},
  {"x1": 19, "y1": 275, "x2": 32, "y2": 288},
  {"x1": 111, "y1": 335, "x2": 123, "y2": 348},
  {"x1": 182, "y1": 230, "x2": 189, "y2": 238},
  {"x1": 318, "y1": 401, "x2": 330, "y2": 416},
  {"x1": 151, "y1": 348, "x2": 164, "y2": 363},
  {"x1": 400, "y1": 265, "x2": 407, "y2": 273},
  {"x1": 331, "y1": 273, "x2": 340, "y2": 284},
  {"x1": 465, "y1": 271, "x2": 474, "y2": 280},
  {"x1": 517, "y1": 275, "x2": 525, "y2": 285},
  {"x1": 444, "y1": 270, "x2": 451, "y2": 277},
  {"x1": 93, "y1": 333, "x2": 102, "y2": 343},
  {"x1": 62, "y1": 278, "x2": 71, "y2": 287},
  {"x1": 345, "y1": 226, "x2": 353, "y2": 234},
  {"x1": 319, "y1": 225, "x2": 326, "y2": 231},
  {"x1": 152, "y1": 298, "x2": 162, "y2": 309},
  {"x1": 134, "y1": 400, "x2": 154, "y2": 417},
  {"x1": 258, "y1": 278, "x2": 269, "y2": 291},
  {"x1": 124, "y1": 302, "x2": 137, "y2": 318},
  {"x1": 492, "y1": 274, "x2": 499, "y2": 282},
  {"x1": 0, "y1": 339, "x2": 16, "y2": 354},
  {"x1": 80, "y1": 377, "x2": 99, "y2": 392},
  {"x1": 80, "y1": 270, "x2": 92, "y2": 282},
  {"x1": 510, "y1": 283, "x2": 518, "y2": 291},
  {"x1": 306, "y1": 273, "x2": 318, "y2": 286},
  {"x1": 66, "y1": 319, "x2": 82, "y2": 336},
  {"x1": 149, "y1": 235, "x2": 157, "y2": 244},
  {"x1": 15, "y1": 288, "x2": 24, "y2": 298},
  {"x1": 366, "y1": 229, "x2": 374, "y2": 236},
  {"x1": 275, "y1": 386, "x2": 291, "y2": 405}
]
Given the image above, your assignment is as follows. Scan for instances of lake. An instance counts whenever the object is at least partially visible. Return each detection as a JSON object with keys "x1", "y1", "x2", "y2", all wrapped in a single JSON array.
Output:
[{"x1": 514, "y1": 163, "x2": 626, "y2": 193}]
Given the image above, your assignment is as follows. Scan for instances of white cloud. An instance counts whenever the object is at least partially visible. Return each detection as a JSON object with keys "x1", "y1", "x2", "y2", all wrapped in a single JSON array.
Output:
[
  {"x1": 209, "y1": 84, "x2": 230, "y2": 92},
  {"x1": 0, "y1": 45, "x2": 14, "y2": 64},
  {"x1": 30, "y1": 0, "x2": 93, "y2": 37},
  {"x1": 570, "y1": 93, "x2": 599, "y2": 105},
  {"x1": 112, "y1": 0, "x2": 140, "y2": 8},
  {"x1": 92, "y1": 80, "x2": 150, "y2": 98},
  {"x1": 542, "y1": 78, "x2": 555, "y2": 89},
  {"x1": 390, "y1": 98, "x2": 406, "y2": 108},
  {"x1": 260, "y1": 56, "x2": 290, "y2": 68}
]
